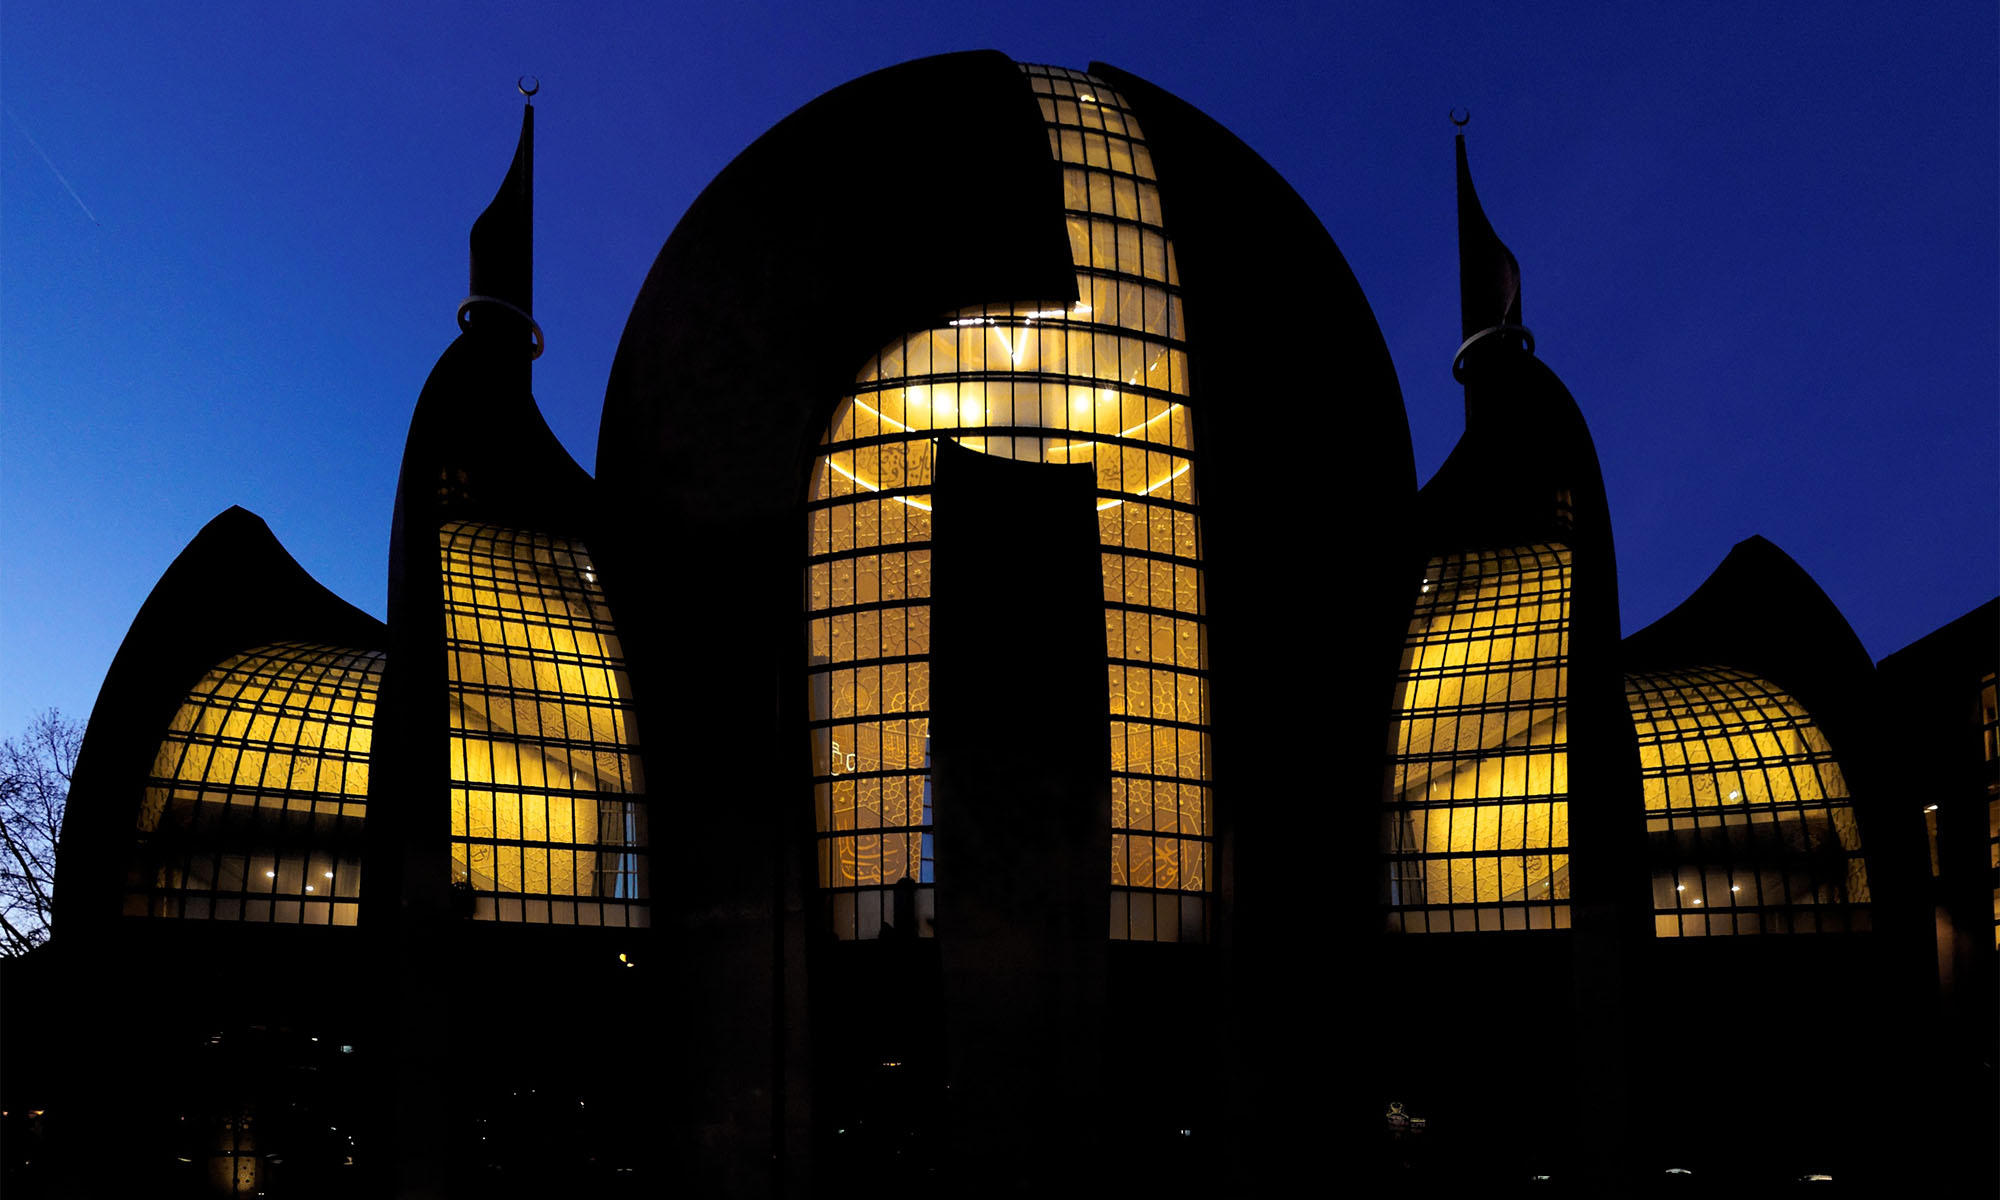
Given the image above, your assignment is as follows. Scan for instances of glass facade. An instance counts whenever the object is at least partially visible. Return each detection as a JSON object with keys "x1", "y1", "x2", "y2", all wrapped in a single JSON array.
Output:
[
  {"x1": 441, "y1": 521, "x2": 648, "y2": 926},
  {"x1": 1626, "y1": 667, "x2": 1869, "y2": 936},
  {"x1": 128, "y1": 642, "x2": 383, "y2": 924},
  {"x1": 804, "y1": 63, "x2": 1208, "y2": 941},
  {"x1": 1384, "y1": 545, "x2": 1573, "y2": 933}
]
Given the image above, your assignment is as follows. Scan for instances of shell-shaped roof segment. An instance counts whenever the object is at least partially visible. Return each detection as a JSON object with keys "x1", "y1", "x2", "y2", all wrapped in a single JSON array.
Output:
[
  {"x1": 63, "y1": 507, "x2": 385, "y2": 938},
  {"x1": 598, "y1": 50, "x2": 1410, "y2": 528}
]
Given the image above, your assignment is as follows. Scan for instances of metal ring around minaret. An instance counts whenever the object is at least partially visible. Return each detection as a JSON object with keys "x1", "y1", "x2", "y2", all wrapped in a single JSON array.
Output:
[
  {"x1": 458, "y1": 295, "x2": 545, "y2": 359},
  {"x1": 1452, "y1": 323, "x2": 1533, "y2": 381}
]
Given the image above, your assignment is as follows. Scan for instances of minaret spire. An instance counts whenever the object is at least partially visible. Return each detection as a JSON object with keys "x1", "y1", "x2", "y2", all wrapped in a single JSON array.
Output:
[
  {"x1": 458, "y1": 79, "x2": 541, "y2": 357},
  {"x1": 1452, "y1": 117, "x2": 1531, "y2": 377}
]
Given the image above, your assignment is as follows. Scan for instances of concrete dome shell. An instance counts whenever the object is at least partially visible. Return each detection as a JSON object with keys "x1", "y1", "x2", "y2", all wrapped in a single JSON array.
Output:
[
  {"x1": 597, "y1": 50, "x2": 1412, "y2": 525},
  {"x1": 588, "y1": 55, "x2": 1418, "y2": 1185},
  {"x1": 60, "y1": 507, "x2": 386, "y2": 938}
]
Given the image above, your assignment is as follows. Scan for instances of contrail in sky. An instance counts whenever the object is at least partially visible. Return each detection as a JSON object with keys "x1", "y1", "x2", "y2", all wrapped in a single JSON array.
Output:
[{"x1": 4, "y1": 103, "x2": 100, "y2": 226}]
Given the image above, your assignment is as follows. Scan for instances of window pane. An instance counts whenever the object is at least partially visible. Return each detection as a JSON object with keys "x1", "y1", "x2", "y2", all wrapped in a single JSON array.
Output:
[
  {"x1": 1383, "y1": 546, "x2": 1572, "y2": 932},
  {"x1": 1625, "y1": 666, "x2": 1868, "y2": 936},
  {"x1": 804, "y1": 63, "x2": 1209, "y2": 942},
  {"x1": 441, "y1": 523, "x2": 648, "y2": 925},
  {"x1": 130, "y1": 643, "x2": 383, "y2": 924}
]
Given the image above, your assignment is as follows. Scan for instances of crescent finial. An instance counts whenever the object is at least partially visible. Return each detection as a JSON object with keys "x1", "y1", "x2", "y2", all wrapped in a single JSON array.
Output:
[
  {"x1": 518, "y1": 75, "x2": 540, "y2": 99},
  {"x1": 1450, "y1": 107, "x2": 1471, "y2": 129}
]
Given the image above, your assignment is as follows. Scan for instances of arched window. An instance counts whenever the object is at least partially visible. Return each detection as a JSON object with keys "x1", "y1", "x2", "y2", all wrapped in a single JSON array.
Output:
[
  {"x1": 1384, "y1": 545, "x2": 1572, "y2": 933},
  {"x1": 130, "y1": 642, "x2": 383, "y2": 924},
  {"x1": 1626, "y1": 667, "x2": 1868, "y2": 935},
  {"x1": 441, "y1": 521, "x2": 647, "y2": 926},
  {"x1": 804, "y1": 63, "x2": 1210, "y2": 941}
]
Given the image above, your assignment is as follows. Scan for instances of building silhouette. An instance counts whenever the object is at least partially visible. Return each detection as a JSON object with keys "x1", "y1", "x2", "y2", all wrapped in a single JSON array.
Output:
[{"x1": 10, "y1": 51, "x2": 1993, "y2": 1198}]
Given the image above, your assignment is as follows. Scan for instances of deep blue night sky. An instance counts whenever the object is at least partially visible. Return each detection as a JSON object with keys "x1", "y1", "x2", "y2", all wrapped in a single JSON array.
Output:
[{"x1": 3, "y1": 1, "x2": 1994, "y2": 737}]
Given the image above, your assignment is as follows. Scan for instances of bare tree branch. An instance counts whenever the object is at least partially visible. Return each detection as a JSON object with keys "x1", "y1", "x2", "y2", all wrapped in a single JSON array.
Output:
[{"x1": 0, "y1": 708, "x2": 79, "y2": 955}]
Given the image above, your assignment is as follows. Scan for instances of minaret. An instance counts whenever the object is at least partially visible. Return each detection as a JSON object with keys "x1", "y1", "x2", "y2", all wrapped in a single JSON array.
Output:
[
  {"x1": 461, "y1": 92, "x2": 539, "y2": 362},
  {"x1": 1454, "y1": 129, "x2": 1525, "y2": 366},
  {"x1": 1368, "y1": 120, "x2": 1648, "y2": 1187},
  {"x1": 374, "y1": 85, "x2": 656, "y2": 1195}
]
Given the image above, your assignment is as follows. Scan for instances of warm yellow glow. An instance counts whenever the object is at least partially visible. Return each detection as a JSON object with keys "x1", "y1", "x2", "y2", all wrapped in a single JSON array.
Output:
[
  {"x1": 1628, "y1": 667, "x2": 1868, "y2": 936},
  {"x1": 805, "y1": 63, "x2": 1208, "y2": 942},
  {"x1": 1384, "y1": 546, "x2": 1572, "y2": 933},
  {"x1": 824, "y1": 455, "x2": 934, "y2": 511},
  {"x1": 442, "y1": 522, "x2": 648, "y2": 927},
  {"x1": 130, "y1": 642, "x2": 382, "y2": 925}
]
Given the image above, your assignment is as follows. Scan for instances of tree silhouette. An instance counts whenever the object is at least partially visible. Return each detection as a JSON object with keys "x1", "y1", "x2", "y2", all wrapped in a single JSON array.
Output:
[{"x1": 0, "y1": 709, "x2": 78, "y2": 954}]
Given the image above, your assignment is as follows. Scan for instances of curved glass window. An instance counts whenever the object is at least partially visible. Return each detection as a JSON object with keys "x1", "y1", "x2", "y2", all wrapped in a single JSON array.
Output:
[
  {"x1": 804, "y1": 63, "x2": 1208, "y2": 942},
  {"x1": 1384, "y1": 545, "x2": 1572, "y2": 933},
  {"x1": 442, "y1": 522, "x2": 648, "y2": 926},
  {"x1": 1627, "y1": 667, "x2": 1869, "y2": 935},
  {"x1": 128, "y1": 642, "x2": 383, "y2": 924}
]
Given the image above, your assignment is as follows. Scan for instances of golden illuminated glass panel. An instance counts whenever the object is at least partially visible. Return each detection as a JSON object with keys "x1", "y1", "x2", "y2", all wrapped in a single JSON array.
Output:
[
  {"x1": 128, "y1": 642, "x2": 382, "y2": 924},
  {"x1": 1627, "y1": 667, "x2": 1868, "y2": 936},
  {"x1": 1383, "y1": 545, "x2": 1572, "y2": 933},
  {"x1": 804, "y1": 63, "x2": 1209, "y2": 941},
  {"x1": 442, "y1": 522, "x2": 648, "y2": 926}
]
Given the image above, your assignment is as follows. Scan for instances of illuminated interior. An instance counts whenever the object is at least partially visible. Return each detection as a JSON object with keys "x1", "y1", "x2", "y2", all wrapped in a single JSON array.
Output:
[
  {"x1": 1384, "y1": 545, "x2": 1572, "y2": 933},
  {"x1": 1626, "y1": 667, "x2": 1869, "y2": 936},
  {"x1": 804, "y1": 63, "x2": 1209, "y2": 941},
  {"x1": 441, "y1": 521, "x2": 648, "y2": 926},
  {"x1": 129, "y1": 642, "x2": 383, "y2": 924}
]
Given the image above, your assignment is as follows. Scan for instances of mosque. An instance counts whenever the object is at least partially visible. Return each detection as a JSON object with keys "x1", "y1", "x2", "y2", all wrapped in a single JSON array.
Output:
[{"x1": 13, "y1": 51, "x2": 1994, "y2": 1198}]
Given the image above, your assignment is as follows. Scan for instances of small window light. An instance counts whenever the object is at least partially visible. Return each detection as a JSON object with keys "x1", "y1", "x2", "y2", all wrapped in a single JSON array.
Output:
[
  {"x1": 1924, "y1": 804, "x2": 1939, "y2": 812},
  {"x1": 1728, "y1": 790, "x2": 1741, "y2": 800},
  {"x1": 324, "y1": 870, "x2": 335, "y2": 878},
  {"x1": 1675, "y1": 884, "x2": 1685, "y2": 892},
  {"x1": 305, "y1": 885, "x2": 315, "y2": 893},
  {"x1": 265, "y1": 871, "x2": 276, "y2": 878},
  {"x1": 1692, "y1": 898, "x2": 1703, "y2": 905},
  {"x1": 1730, "y1": 885, "x2": 1741, "y2": 892},
  {"x1": 1078, "y1": 93, "x2": 1095, "y2": 102}
]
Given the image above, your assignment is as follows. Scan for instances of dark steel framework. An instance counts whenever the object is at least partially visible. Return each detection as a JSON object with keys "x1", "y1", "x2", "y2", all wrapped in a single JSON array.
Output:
[
  {"x1": 1626, "y1": 666, "x2": 1870, "y2": 936},
  {"x1": 1384, "y1": 543, "x2": 1574, "y2": 932},
  {"x1": 128, "y1": 641, "x2": 382, "y2": 925},
  {"x1": 804, "y1": 62, "x2": 1210, "y2": 942},
  {"x1": 441, "y1": 520, "x2": 648, "y2": 926}
]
